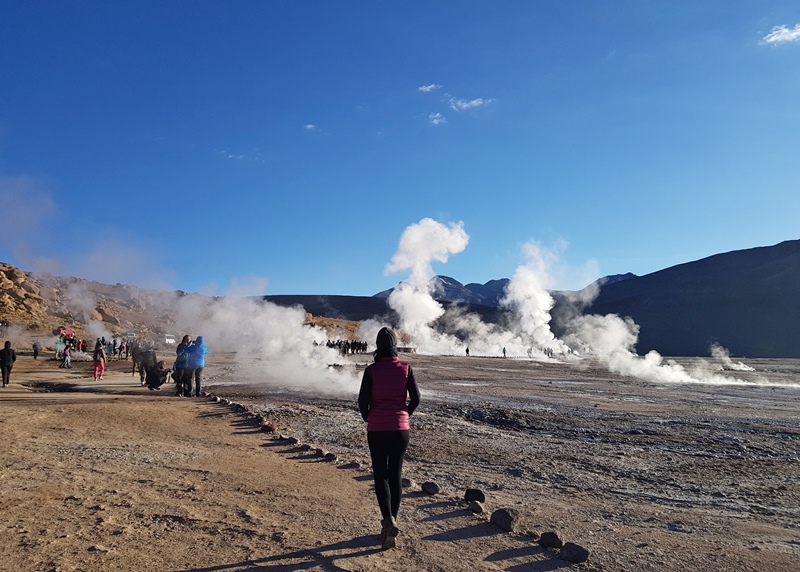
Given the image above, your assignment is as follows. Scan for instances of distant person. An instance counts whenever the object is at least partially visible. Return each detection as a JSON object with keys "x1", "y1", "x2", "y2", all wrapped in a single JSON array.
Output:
[
  {"x1": 146, "y1": 360, "x2": 171, "y2": 391},
  {"x1": 32, "y1": 340, "x2": 42, "y2": 360},
  {"x1": 0, "y1": 341, "x2": 18, "y2": 387},
  {"x1": 358, "y1": 327, "x2": 420, "y2": 550},
  {"x1": 465, "y1": 347, "x2": 470, "y2": 357},
  {"x1": 59, "y1": 345, "x2": 72, "y2": 368},
  {"x1": 502, "y1": 347, "x2": 507, "y2": 358},
  {"x1": 187, "y1": 335, "x2": 208, "y2": 397},
  {"x1": 174, "y1": 335, "x2": 193, "y2": 397},
  {"x1": 133, "y1": 346, "x2": 157, "y2": 386},
  {"x1": 93, "y1": 343, "x2": 107, "y2": 381}
]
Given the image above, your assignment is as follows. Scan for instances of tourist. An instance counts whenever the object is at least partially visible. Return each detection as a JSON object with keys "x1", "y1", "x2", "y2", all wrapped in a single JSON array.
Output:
[
  {"x1": 0, "y1": 341, "x2": 18, "y2": 387},
  {"x1": 32, "y1": 339, "x2": 42, "y2": 359},
  {"x1": 358, "y1": 327, "x2": 420, "y2": 549},
  {"x1": 146, "y1": 360, "x2": 170, "y2": 391},
  {"x1": 187, "y1": 335, "x2": 208, "y2": 397},
  {"x1": 174, "y1": 335, "x2": 193, "y2": 397},
  {"x1": 93, "y1": 343, "x2": 106, "y2": 381},
  {"x1": 59, "y1": 345, "x2": 72, "y2": 368}
]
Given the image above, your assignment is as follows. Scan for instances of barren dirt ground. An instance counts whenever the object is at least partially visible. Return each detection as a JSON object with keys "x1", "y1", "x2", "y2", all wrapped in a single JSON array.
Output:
[{"x1": 1, "y1": 350, "x2": 798, "y2": 571}]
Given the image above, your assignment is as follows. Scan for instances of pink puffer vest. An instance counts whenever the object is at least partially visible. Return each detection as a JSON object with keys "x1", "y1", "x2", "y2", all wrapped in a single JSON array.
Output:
[{"x1": 367, "y1": 357, "x2": 411, "y2": 431}]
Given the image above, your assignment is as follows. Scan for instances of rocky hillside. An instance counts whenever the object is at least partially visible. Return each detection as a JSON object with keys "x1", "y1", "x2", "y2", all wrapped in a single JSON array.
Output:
[
  {"x1": 0, "y1": 263, "x2": 181, "y2": 340},
  {"x1": 0, "y1": 263, "x2": 361, "y2": 345}
]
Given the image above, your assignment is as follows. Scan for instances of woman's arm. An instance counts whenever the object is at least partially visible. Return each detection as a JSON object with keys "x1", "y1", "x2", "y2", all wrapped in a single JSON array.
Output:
[
  {"x1": 406, "y1": 365, "x2": 420, "y2": 415},
  {"x1": 357, "y1": 367, "x2": 373, "y2": 422}
]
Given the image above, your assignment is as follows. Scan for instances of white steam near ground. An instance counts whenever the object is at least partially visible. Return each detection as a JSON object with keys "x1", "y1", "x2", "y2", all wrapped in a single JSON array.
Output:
[{"x1": 367, "y1": 218, "x2": 783, "y2": 387}]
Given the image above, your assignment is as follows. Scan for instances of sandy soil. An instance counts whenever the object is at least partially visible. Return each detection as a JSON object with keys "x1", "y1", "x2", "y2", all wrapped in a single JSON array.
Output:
[{"x1": 1, "y1": 350, "x2": 798, "y2": 571}]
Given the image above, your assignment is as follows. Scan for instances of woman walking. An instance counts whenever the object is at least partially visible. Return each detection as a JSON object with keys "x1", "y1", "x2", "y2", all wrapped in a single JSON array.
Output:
[
  {"x1": 92, "y1": 343, "x2": 106, "y2": 380},
  {"x1": 358, "y1": 327, "x2": 420, "y2": 549}
]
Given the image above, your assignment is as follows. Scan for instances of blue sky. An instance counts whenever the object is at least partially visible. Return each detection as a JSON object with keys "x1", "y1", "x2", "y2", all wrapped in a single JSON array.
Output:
[{"x1": 1, "y1": 1, "x2": 798, "y2": 296}]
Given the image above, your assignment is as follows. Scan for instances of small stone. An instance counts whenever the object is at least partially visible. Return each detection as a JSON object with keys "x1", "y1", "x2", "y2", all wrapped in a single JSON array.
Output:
[
  {"x1": 464, "y1": 488, "x2": 486, "y2": 503},
  {"x1": 539, "y1": 531, "x2": 563, "y2": 548},
  {"x1": 490, "y1": 508, "x2": 519, "y2": 532},
  {"x1": 468, "y1": 500, "x2": 484, "y2": 514},
  {"x1": 324, "y1": 452, "x2": 338, "y2": 462},
  {"x1": 421, "y1": 482, "x2": 440, "y2": 495},
  {"x1": 560, "y1": 542, "x2": 590, "y2": 563},
  {"x1": 286, "y1": 437, "x2": 299, "y2": 445},
  {"x1": 314, "y1": 448, "x2": 325, "y2": 457},
  {"x1": 261, "y1": 423, "x2": 278, "y2": 433},
  {"x1": 401, "y1": 477, "x2": 416, "y2": 489}
]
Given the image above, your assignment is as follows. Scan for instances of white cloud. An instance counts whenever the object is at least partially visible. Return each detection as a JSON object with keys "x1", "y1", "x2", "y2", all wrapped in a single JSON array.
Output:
[
  {"x1": 428, "y1": 112, "x2": 447, "y2": 125},
  {"x1": 418, "y1": 84, "x2": 442, "y2": 92},
  {"x1": 217, "y1": 149, "x2": 264, "y2": 163},
  {"x1": 762, "y1": 24, "x2": 800, "y2": 44},
  {"x1": 448, "y1": 97, "x2": 494, "y2": 111}
]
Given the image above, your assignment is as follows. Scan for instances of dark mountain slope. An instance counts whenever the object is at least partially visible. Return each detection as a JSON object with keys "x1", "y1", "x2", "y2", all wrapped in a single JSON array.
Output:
[{"x1": 582, "y1": 240, "x2": 800, "y2": 357}]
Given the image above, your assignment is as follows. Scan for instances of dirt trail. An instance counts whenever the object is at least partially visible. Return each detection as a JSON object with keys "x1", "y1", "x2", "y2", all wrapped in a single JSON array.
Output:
[{"x1": 1, "y1": 352, "x2": 798, "y2": 571}]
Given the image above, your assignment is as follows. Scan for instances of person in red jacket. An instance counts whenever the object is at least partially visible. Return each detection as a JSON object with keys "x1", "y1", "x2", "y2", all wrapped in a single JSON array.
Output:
[{"x1": 358, "y1": 327, "x2": 420, "y2": 549}]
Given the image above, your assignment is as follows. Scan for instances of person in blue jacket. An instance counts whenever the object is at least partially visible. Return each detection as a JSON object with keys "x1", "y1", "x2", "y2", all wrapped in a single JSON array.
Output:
[
  {"x1": 187, "y1": 335, "x2": 208, "y2": 397},
  {"x1": 174, "y1": 335, "x2": 193, "y2": 397}
]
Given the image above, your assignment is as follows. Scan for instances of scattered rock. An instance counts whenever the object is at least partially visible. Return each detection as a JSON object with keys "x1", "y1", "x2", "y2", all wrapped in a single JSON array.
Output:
[
  {"x1": 464, "y1": 488, "x2": 485, "y2": 503},
  {"x1": 314, "y1": 448, "x2": 325, "y2": 457},
  {"x1": 560, "y1": 542, "x2": 590, "y2": 563},
  {"x1": 421, "y1": 482, "x2": 440, "y2": 495},
  {"x1": 490, "y1": 508, "x2": 519, "y2": 532},
  {"x1": 539, "y1": 531, "x2": 563, "y2": 548},
  {"x1": 261, "y1": 423, "x2": 278, "y2": 433},
  {"x1": 468, "y1": 500, "x2": 484, "y2": 514},
  {"x1": 667, "y1": 521, "x2": 695, "y2": 534},
  {"x1": 401, "y1": 477, "x2": 416, "y2": 489},
  {"x1": 324, "y1": 452, "x2": 338, "y2": 462}
]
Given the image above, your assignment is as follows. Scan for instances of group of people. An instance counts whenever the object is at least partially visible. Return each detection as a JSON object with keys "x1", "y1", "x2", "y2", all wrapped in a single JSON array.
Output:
[
  {"x1": 324, "y1": 339, "x2": 370, "y2": 356},
  {"x1": 172, "y1": 335, "x2": 208, "y2": 397}
]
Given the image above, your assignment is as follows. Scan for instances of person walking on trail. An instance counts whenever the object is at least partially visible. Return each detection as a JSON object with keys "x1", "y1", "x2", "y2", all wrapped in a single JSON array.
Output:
[
  {"x1": 92, "y1": 343, "x2": 106, "y2": 381},
  {"x1": 187, "y1": 335, "x2": 208, "y2": 397},
  {"x1": 32, "y1": 340, "x2": 42, "y2": 360},
  {"x1": 358, "y1": 327, "x2": 421, "y2": 550},
  {"x1": 0, "y1": 341, "x2": 18, "y2": 387}
]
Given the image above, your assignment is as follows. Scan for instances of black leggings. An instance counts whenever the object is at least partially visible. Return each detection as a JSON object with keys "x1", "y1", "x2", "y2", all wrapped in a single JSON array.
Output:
[{"x1": 367, "y1": 430, "x2": 409, "y2": 520}]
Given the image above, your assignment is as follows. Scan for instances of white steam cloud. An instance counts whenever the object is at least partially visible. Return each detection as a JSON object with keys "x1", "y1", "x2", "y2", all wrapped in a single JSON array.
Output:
[
  {"x1": 172, "y1": 292, "x2": 359, "y2": 395},
  {"x1": 710, "y1": 342, "x2": 755, "y2": 372},
  {"x1": 380, "y1": 218, "x2": 777, "y2": 387},
  {"x1": 383, "y1": 218, "x2": 470, "y2": 354}
]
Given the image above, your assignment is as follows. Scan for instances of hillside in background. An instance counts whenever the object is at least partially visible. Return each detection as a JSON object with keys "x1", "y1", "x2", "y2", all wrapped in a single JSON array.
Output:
[
  {"x1": 562, "y1": 239, "x2": 800, "y2": 358},
  {"x1": 1, "y1": 239, "x2": 798, "y2": 357}
]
